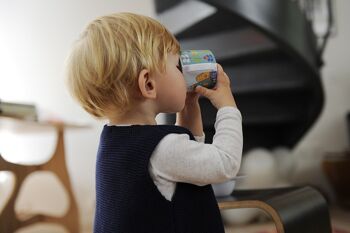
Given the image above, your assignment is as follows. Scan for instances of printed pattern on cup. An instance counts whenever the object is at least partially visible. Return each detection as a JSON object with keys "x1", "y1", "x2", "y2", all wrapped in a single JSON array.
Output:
[{"x1": 179, "y1": 50, "x2": 217, "y2": 91}]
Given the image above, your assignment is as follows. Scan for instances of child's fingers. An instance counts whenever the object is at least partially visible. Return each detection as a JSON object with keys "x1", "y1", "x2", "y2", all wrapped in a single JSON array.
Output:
[
  {"x1": 186, "y1": 91, "x2": 200, "y2": 101},
  {"x1": 195, "y1": 85, "x2": 213, "y2": 98},
  {"x1": 195, "y1": 64, "x2": 230, "y2": 98},
  {"x1": 217, "y1": 63, "x2": 224, "y2": 73},
  {"x1": 216, "y1": 63, "x2": 231, "y2": 86}
]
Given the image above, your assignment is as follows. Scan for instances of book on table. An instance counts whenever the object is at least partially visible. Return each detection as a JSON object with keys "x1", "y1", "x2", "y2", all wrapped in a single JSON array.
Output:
[{"x1": 0, "y1": 100, "x2": 37, "y2": 121}]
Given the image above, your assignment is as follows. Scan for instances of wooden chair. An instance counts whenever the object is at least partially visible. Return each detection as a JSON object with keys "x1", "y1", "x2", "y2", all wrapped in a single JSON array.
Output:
[
  {"x1": 217, "y1": 186, "x2": 332, "y2": 233},
  {"x1": 0, "y1": 117, "x2": 84, "y2": 233}
]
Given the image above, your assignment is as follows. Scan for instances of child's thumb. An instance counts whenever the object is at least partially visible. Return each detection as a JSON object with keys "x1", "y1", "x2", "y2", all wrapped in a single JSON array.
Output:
[
  {"x1": 195, "y1": 85, "x2": 212, "y2": 98},
  {"x1": 217, "y1": 63, "x2": 224, "y2": 73}
]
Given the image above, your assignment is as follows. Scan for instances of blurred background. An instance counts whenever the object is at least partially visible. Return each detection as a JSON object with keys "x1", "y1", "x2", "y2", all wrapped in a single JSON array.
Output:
[{"x1": 0, "y1": 0, "x2": 349, "y2": 232}]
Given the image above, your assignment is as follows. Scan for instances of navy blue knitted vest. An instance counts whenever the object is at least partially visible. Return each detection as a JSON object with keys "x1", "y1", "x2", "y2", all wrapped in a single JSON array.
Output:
[{"x1": 94, "y1": 124, "x2": 224, "y2": 233}]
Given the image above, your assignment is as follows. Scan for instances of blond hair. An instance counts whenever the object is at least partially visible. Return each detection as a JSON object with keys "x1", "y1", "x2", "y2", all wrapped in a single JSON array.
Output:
[{"x1": 66, "y1": 12, "x2": 180, "y2": 118}]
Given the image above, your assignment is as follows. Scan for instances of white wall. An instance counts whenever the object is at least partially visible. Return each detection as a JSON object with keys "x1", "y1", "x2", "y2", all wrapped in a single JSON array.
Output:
[
  {"x1": 0, "y1": 1, "x2": 155, "y2": 232},
  {"x1": 291, "y1": 0, "x2": 350, "y2": 194},
  {"x1": 296, "y1": 0, "x2": 350, "y2": 151},
  {"x1": 234, "y1": 0, "x2": 350, "y2": 201}
]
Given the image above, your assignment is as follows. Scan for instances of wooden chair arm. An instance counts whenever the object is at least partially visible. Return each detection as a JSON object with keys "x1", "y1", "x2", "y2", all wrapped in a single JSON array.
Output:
[{"x1": 217, "y1": 186, "x2": 332, "y2": 233}]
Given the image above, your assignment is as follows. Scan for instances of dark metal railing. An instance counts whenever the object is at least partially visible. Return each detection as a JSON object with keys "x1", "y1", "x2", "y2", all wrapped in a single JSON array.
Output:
[{"x1": 292, "y1": 0, "x2": 334, "y2": 57}]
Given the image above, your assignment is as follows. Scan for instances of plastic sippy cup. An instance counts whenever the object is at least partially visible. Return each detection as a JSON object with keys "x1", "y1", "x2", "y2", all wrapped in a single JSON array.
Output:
[{"x1": 179, "y1": 50, "x2": 217, "y2": 91}]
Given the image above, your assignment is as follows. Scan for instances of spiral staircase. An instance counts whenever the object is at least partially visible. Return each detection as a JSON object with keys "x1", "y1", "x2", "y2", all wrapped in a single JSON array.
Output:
[{"x1": 157, "y1": 0, "x2": 332, "y2": 152}]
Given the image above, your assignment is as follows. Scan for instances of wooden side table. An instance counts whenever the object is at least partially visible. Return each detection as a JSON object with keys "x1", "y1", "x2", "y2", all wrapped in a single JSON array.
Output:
[{"x1": 0, "y1": 116, "x2": 86, "y2": 233}]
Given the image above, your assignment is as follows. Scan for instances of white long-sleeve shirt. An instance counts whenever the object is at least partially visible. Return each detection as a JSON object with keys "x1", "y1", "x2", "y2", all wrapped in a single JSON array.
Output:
[{"x1": 110, "y1": 106, "x2": 243, "y2": 201}]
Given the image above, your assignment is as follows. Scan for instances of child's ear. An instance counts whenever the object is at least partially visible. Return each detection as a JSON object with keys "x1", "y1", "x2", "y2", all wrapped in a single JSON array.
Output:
[{"x1": 138, "y1": 69, "x2": 157, "y2": 99}]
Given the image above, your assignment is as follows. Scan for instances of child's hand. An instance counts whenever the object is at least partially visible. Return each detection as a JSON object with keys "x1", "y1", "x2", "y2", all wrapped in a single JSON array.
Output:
[
  {"x1": 195, "y1": 64, "x2": 236, "y2": 109},
  {"x1": 176, "y1": 91, "x2": 203, "y2": 136},
  {"x1": 184, "y1": 91, "x2": 200, "y2": 106}
]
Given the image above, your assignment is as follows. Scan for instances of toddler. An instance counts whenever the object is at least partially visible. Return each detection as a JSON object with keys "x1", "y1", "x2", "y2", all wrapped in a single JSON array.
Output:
[{"x1": 66, "y1": 12, "x2": 243, "y2": 233}]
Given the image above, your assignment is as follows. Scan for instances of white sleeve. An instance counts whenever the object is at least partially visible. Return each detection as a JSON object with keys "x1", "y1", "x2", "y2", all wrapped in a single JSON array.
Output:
[{"x1": 149, "y1": 107, "x2": 243, "y2": 187}]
